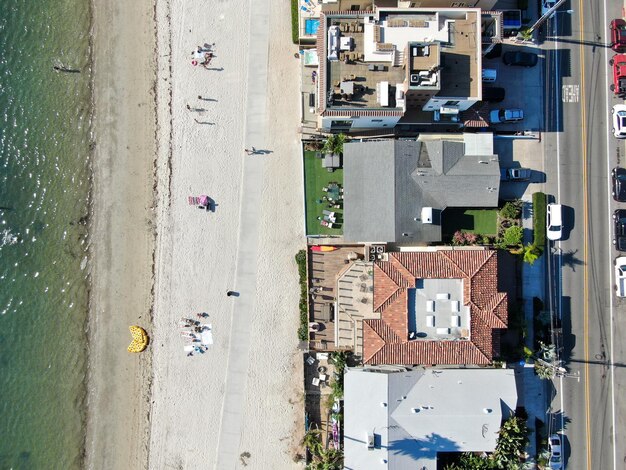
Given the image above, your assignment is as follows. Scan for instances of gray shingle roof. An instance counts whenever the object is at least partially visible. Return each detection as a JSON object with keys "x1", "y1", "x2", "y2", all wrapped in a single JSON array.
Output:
[{"x1": 343, "y1": 135, "x2": 500, "y2": 243}]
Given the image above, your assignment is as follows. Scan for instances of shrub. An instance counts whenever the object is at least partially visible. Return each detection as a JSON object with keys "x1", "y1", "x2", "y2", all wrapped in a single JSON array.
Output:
[
  {"x1": 452, "y1": 230, "x2": 480, "y2": 246},
  {"x1": 501, "y1": 225, "x2": 523, "y2": 247},
  {"x1": 532, "y1": 192, "x2": 547, "y2": 248},
  {"x1": 500, "y1": 201, "x2": 522, "y2": 219},
  {"x1": 295, "y1": 250, "x2": 309, "y2": 341},
  {"x1": 464, "y1": 232, "x2": 478, "y2": 245},
  {"x1": 452, "y1": 230, "x2": 467, "y2": 245}
]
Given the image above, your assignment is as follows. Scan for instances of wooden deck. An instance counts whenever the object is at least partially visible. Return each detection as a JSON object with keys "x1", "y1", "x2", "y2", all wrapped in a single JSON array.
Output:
[{"x1": 308, "y1": 245, "x2": 364, "y2": 351}]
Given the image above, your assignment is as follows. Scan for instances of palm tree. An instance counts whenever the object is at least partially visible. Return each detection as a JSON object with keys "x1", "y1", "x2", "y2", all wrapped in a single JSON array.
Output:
[
  {"x1": 322, "y1": 133, "x2": 346, "y2": 155},
  {"x1": 522, "y1": 243, "x2": 542, "y2": 265}
]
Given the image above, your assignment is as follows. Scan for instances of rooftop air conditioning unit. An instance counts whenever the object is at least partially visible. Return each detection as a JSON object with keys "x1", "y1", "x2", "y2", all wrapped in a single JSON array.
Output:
[
  {"x1": 410, "y1": 73, "x2": 420, "y2": 84},
  {"x1": 421, "y1": 207, "x2": 433, "y2": 224}
]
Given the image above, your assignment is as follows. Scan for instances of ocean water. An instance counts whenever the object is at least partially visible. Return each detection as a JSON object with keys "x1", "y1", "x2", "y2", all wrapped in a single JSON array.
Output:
[{"x1": 0, "y1": 0, "x2": 92, "y2": 468}]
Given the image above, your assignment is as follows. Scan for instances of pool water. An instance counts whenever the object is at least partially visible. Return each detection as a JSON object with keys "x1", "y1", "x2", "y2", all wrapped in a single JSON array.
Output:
[{"x1": 305, "y1": 19, "x2": 320, "y2": 35}]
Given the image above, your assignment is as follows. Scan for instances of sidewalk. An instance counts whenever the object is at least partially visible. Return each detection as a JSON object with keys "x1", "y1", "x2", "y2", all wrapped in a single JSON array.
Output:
[{"x1": 519, "y1": 196, "x2": 549, "y2": 462}]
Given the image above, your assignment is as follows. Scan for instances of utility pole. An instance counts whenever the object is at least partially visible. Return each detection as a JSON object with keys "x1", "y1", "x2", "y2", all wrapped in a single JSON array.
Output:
[{"x1": 528, "y1": 0, "x2": 569, "y2": 34}]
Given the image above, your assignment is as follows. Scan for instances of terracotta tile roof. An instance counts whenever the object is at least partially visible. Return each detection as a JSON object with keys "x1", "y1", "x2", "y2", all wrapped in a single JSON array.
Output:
[{"x1": 363, "y1": 250, "x2": 508, "y2": 365}]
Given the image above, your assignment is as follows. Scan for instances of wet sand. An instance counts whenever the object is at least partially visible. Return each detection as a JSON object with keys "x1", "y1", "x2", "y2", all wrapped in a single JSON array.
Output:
[{"x1": 85, "y1": 0, "x2": 156, "y2": 468}]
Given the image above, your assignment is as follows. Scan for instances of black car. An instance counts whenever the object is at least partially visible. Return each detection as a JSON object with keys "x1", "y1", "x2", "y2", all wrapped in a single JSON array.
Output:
[
  {"x1": 613, "y1": 167, "x2": 626, "y2": 201},
  {"x1": 482, "y1": 86, "x2": 505, "y2": 102},
  {"x1": 614, "y1": 210, "x2": 626, "y2": 251},
  {"x1": 502, "y1": 51, "x2": 539, "y2": 67}
]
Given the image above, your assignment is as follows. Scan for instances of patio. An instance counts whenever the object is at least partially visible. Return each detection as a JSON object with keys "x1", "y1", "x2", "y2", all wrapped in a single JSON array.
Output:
[
  {"x1": 303, "y1": 352, "x2": 337, "y2": 449},
  {"x1": 304, "y1": 150, "x2": 344, "y2": 236},
  {"x1": 308, "y1": 245, "x2": 363, "y2": 350}
]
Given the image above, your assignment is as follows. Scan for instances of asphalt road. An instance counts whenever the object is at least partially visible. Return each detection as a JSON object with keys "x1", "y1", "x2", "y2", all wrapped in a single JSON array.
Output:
[{"x1": 543, "y1": 1, "x2": 626, "y2": 468}]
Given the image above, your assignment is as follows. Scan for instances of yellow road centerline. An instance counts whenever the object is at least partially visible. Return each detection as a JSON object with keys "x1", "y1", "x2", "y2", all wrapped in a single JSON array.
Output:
[{"x1": 577, "y1": 0, "x2": 592, "y2": 467}]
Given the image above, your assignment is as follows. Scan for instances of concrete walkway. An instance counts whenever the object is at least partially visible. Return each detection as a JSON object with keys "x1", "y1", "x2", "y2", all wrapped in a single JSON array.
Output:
[
  {"x1": 519, "y1": 197, "x2": 548, "y2": 462},
  {"x1": 521, "y1": 197, "x2": 545, "y2": 349},
  {"x1": 214, "y1": 2, "x2": 269, "y2": 467}
]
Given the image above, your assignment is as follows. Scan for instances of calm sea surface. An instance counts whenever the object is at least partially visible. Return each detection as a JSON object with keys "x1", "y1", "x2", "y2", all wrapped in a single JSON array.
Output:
[{"x1": 0, "y1": 0, "x2": 92, "y2": 468}]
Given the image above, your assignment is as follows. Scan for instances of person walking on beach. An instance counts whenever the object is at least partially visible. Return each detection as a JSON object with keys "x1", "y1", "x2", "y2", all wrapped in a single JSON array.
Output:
[
  {"x1": 244, "y1": 147, "x2": 256, "y2": 155},
  {"x1": 226, "y1": 290, "x2": 236, "y2": 297}
]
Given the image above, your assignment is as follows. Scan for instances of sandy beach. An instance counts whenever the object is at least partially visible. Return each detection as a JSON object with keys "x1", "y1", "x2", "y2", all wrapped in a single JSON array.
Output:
[
  {"x1": 86, "y1": 0, "x2": 156, "y2": 469},
  {"x1": 86, "y1": 0, "x2": 304, "y2": 465},
  {"x1": 148, "y1": 0, "x2": 305, "y2": 467}
]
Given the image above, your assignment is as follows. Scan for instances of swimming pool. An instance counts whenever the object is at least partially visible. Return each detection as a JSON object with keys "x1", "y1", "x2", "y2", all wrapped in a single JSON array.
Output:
[{"x1": 305, "y1": 18, "x2": 320, "y2": 35}]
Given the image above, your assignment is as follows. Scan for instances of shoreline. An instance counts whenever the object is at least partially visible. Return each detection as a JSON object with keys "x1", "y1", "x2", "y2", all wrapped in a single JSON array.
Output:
[{"x1": 85, "y1": 0, "x2": 158, "y2": 468}]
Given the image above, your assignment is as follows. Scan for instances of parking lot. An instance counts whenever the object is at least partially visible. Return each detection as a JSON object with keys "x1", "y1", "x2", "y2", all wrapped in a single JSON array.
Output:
[{"x1": 483, "y1": 41, "x2": 545, "y2": 133}]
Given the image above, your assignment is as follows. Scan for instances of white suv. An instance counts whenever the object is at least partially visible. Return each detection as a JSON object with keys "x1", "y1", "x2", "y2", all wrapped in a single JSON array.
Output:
[{"x1": 547, "y1": 204, "x2": 563, "y2": 241}]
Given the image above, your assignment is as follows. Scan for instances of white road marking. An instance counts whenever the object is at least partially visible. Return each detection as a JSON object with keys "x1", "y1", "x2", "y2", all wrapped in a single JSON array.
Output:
[
  {"x1": 562, "y1": 84, "x2": 580, "y2": 102},
  {"x1": 602, "y1": 0, "x2": 618, "y2": 468}
]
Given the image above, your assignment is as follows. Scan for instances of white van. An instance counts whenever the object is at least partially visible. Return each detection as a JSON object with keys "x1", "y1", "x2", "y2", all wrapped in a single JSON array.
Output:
[{"x1": 482, "y1": 69, "x2": 497, "y2": 83}]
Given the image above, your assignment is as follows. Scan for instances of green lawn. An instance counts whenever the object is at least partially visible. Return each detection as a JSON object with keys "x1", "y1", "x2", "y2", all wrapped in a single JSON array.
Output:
[
  {"x1": 442, "y1": 208, "x2": 498, "y2": 239},
  {"x1": 303, "y1": 151, "x2": 343, "y2": 236}
]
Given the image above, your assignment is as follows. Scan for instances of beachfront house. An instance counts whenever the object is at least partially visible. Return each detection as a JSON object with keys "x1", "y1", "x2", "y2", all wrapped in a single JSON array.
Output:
[
  {"x1": 331, "y1": 248, "x2": 509, "y2": 365},
  {"x1": 313, "y1": 6, "x2": 503, "y2": 132},
  {"x1": 342, "y1": 133, "x2": 500, "y2": 244},
  {"x1": 343, "y1": 366, "x2": 518, "y2": 470}
]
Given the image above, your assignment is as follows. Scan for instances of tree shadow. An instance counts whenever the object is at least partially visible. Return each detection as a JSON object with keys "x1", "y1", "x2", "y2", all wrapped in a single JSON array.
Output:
[
  {"x1": 558, "y1": 249, "x2": 584, "y2": 271},
  {"x1": 385, "y1": 432, "x2": 461, "y2": 460},
  {"x1": 548, "y1": 409, "x2": 571, "y2": 433}
]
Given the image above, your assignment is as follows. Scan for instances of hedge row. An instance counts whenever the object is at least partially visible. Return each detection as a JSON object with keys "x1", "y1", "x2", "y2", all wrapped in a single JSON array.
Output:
[
  {"x1": 532, "y1": 192, "x2": 546, "y2": 248},
  {"x1": 295, "y1": 250, "x2": 309, "y2": 341},
  {"x1": 291, "y1": 0, "x2": 299, "y2": 44}
]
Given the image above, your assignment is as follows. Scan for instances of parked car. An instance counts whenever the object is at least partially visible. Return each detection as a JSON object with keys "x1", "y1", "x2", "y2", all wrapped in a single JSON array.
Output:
[
  {"x1": 610, "y1": 19, "x2": 626, "y2": 52},
  {"x1": 610, "y1": 54, "x2": 626, "y2": 97},
  {"x1": 482, "y1": 68, "x2": 497, "y2": 83},
  {"x1": 547, "y1": 203, "x2": 563, "y2": 241},
  {"x1": 501, "y1": 167, "x2": 532, "y2": 181},
  {"x1": 615, "y1": 257, "x2": 626, "y2": 297},
  {"x1": 502, "y1": 51, "x2": 539, "y2": 67},
  {"x1": 612, "y1": 167, "x2": 626, "y2": 201},
  {"x1": 548, "y1": 434, "x2": 563, "y2": 469},
  {"x1": 490, "y1": 108, "x2": 524, "y2": 123},
  {"x1": 482, "y1": 86, "x2": 505, "y2": 103},
  {"x1": 542, "y1": 0, "x2": 556, "y2": 17},
  {"x1": 613, "y1": 210, "x2": 626, "y2": 251},
  {"x1": 612, "y1": 104, "x2": 626, "y2": 138}
]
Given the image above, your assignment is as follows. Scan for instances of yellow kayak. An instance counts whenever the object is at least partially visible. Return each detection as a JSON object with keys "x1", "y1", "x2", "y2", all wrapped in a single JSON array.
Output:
[{"x1": 127, "y1": 325, "x2": 149, "y2": 353}]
